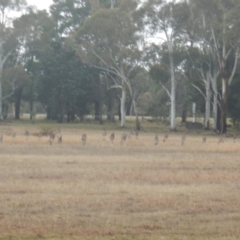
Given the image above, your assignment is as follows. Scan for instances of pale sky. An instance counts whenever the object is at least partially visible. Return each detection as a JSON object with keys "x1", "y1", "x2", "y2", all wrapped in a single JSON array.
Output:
[{"x1": 27, "y1": 0, "x2": 53, "y2": 10}]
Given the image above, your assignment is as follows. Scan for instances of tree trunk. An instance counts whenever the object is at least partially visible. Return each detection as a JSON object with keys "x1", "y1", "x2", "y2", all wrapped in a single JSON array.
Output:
[
  {"x1": 204, "y1": 75, "x2": 211, "y2": 129},
  {"x1": 181, "y1": 102, "x2": 187, "y2": 123},
  {"x1": 219, "y1": 15, "x2": 229, "y2": 134},
  {"x1": 94, "y1": 100, "x2": 103, "y2": 124},
  {"x1": 169, "y1": 51, "x2": 176, "y2": 131},
  {"x1": 47, "y1": 107, "x2": 51, "y2": 120},
  {"x1": 58, "y1": 103, "x2": 65, "y2": 123},
  {"x1": 107, "y1": 95, "x2": 115, "y2": 121},
  {"x1": 111, "y1": 0, "x2": 115, "y2": 9},
  {"x1": 30, "y1": 100, "x2": 33, "y2": 120},
  {"x1": 95, "y1": 101, "x2": 100, "y2": 120},
  {"x1": 0, "y1": 47, "x2": 3, "y2": 121},
  {"x1": 132, "y1": 98, "x2": 140, "y2": 131},
  {"x1": 99, "y1": 100, "x2": 103, "y2": 125},
  {"x1": 2, "y1": 102, "x2": 8, "y2": 120},
  {"x1": 213, "y1": 96, "x2": 218, "y2": 131},
  {"x1": 120, "y1": 87, "x2": 126, "y2": 127},
  {"x1": 220, "y1": 78, "x2": 228, "y2": 134},
  {"x1": 15, "y1": 87, "x2": 23, "y2": 120},
  {"x1": 129, "y1": 99, "x2": 134, "y2": 116},
  {"x1": 216, "y1": 104, "x2": 221, "y2": 132},
  {"x1": 0, "y1": 44, "x2": 12, "y2": 121},
  {"x1": 118, "y1": 98, "x2": 121, "y2": 120},
  {"x1": 165, "y1": 33, "x2": 177, "y2": 131},
  {"x1": 170, "y1": 94, "x2": 176, "y2": 130},
  {"x1": 212, "y1": 78, "x2": 218, "y2": 131},
  {"x1": 29, "y1": 77, "x2": 34, "y2": 120},
  {"x1": 0, "y1": 79, "x2": 3, "y2": 121}
]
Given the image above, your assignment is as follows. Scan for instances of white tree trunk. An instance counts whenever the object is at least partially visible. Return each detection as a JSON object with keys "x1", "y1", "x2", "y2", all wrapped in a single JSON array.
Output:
[
  {"x1": 120, "y1": 87, "x2": 126, "y2": 127},
  {"x1": 132, "y1": 97, "x2": 140, "y2": 130},
  {"x1": 111, "y1": 0, "x2": 115, "y2": 9},
  {"x1": 0, "y1": 46, "x2": 3, "y2": 120},
  {"x1": 0, "y1": 42, "x2": 13, "y2": 121},
  {"x1": 169, "y1": 49, "x2": 176, "y2": 130},
  {"x1": 129, "y1": 100, "x2": 134, "y2": 116},
  {"x1": 170, "y1": 91, "x2": 176, "y2": 130},
  {"x1": 12, "y1": 102, "x2": 15, "y2": 118},
  {"x1": 213, "y1": 95, "x2": 218, "y2": 130},
  {"x1": 0, "y1": 79, "x2": 2, "y2": 120},
  {"x1": 204, "y1": 73, "x2": 211, "y2": 129},
  {"x1": 211, "y1": 74, "x2": 218, "y2": 131}
]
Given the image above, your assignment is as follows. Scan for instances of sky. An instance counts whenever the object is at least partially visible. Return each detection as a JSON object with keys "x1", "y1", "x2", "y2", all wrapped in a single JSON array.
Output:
[{"x1": 27, "y1": 0, "x2": 53, "y2": 10}]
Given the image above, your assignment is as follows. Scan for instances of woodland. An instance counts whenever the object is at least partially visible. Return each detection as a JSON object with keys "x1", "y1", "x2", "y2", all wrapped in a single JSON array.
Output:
[{"x1": 1, "y1": 0, "x2": 240, "y2": 134}]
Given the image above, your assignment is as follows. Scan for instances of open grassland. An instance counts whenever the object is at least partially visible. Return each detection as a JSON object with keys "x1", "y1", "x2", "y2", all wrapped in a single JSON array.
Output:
[{"x1": 0, "y1": 124, "x2": 240, "y2": 240}]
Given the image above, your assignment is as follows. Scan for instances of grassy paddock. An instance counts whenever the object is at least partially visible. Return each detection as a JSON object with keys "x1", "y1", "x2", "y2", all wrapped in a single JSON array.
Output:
[{"x1": 0, "y1": 123, "x2": 240, "y2": 240}]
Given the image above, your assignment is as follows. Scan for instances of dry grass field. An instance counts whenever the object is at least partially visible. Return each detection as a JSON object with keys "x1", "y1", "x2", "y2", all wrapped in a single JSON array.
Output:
[{"x1": 0, "y1": 124, "x2": 240, "y2": 240}]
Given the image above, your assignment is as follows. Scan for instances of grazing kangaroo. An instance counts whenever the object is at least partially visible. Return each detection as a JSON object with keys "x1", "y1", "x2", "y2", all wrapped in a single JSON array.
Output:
[
  {"x1": 82, "y1": 134, "x2": 87, "y2": 145},
  {"x1": 120, "y1": 133, "x2": 127, "y2": 144},
  {"x1": 163, "y1": 133, "x2": 169, "y2": 142},
  {"x1": 110, "y1": 132, "x2": 115, "y2": 143},
  {"x1": 58, "y1": 135, "x2": 62, "y2": 144},
  {"x1": 154, "y1": 133, "x2": 159, "y2": 146},
  {"x1": 202, "y1": 137, "x2": 206, "y2": 143},
  {"x1": 218, "y1": 135, "x2": 225, "y2": 144},
  {"x1": 49, "y1": 132, "x2": 56, "y2": 142},
  {"x1": 0, "y1": 134, "x2": 3, "y2": 143}
]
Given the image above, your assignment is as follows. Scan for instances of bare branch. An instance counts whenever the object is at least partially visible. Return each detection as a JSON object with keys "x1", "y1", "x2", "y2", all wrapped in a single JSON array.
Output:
[
  {"x1": 210, "y1": 26, "x2": 221, "y2": 67},
  {"x1": 0, "y1": 50, "x2": 14, "y2": 70},
  {"x1": 229, "y1": 47, "x2": 239, "y2": 85},
  {"x1": 159, "y1": 81, "x2": 171, "y2": 99},
  {"x1": 191, "y1": 83, "x2": 206, "y2": 100},
  {"x1": 2, "y1": 77, "x2": 17, "y2": 101}
]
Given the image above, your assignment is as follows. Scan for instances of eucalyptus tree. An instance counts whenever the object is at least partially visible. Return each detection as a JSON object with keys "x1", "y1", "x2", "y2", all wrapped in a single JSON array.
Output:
[
  {"x1": 2, "y1": 65, "x2": 30, "y2": 119},
  {"x1": 49, "y1": 0, "x2": 105, "y2": 122},
  {"x1": 182, "y1": 0, "x2": 220, "y2": 131},
  {"x1": 37, "y1": 40, "x2": 98, "y2": 122},
  {"x1": 126, "y1": 67, "x2": 149, "y2": 129},
  {"x1": 76, "y1": 0, "x2": 141, "y2": 127},
  {"x1": 180, "y1": 45, "x2": 215, "y2": 129},
  {"x1": 0, "y1": 0, "x2": 26, "y2": 120},
  {"x1": 149, "y1": 53, "x2": 192, "y2": 124},
  {"x1": 188, "y1": 0, "x2": 240, "y2": 133},
  {"x1": 137, "y1": 0, "x2": 189, "y2": 130},
  {"x1": 13, "y1": 9, "x2": 54, "y2": 119},
  {"x1": 50, "y1": 0, "x2": 91, "y2": 37},
  {"x1": 228, "y1": 73, "x2": 240, "y2": 125}
]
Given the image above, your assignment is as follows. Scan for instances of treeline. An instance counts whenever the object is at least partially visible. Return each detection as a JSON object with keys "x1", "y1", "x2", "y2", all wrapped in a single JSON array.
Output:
[{"x1": 0, "y1": 0, "x2": 240, "y2": 133}]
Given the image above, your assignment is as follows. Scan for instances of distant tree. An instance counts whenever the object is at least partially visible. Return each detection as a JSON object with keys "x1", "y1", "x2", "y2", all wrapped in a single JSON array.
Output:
[
  {"x1": 50, "y1": 0, "x2": 91, "y2": 36},
  {"x1": 188, "y1": 0, "x2": 240, "y2": 133},
  {"x1": 2, "y1": 65, "x2": 30, "y2": 119},
  {"x1": 76, "y1": 0, "x2": 141, "y2": 127},
  {"x1": 137, "y1": 0, "x2": 190, "y2": 130},
  {"x1": 38, "y1": 41, "x2": 98, "y2": 122},
  {"x1": 228, "y1": 74, "x2": 240, "y2": 126},
  {"x1": 0, "y1": 0, "x2": 26, "y2": 120},
  {"x1": 13, "y1": 9, "x2": 53, "y2": 119}
]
